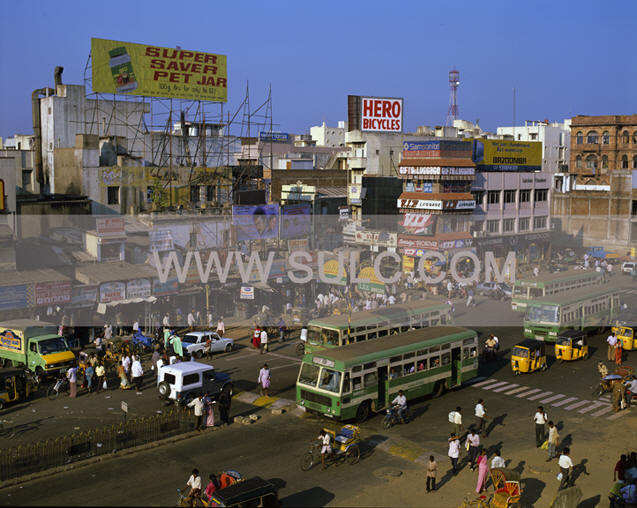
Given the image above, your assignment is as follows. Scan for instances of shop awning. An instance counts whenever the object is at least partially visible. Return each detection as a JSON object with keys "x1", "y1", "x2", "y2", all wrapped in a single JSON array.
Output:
[{"x1": 75, "y1": 262, "x2": 157, "y2": 285}]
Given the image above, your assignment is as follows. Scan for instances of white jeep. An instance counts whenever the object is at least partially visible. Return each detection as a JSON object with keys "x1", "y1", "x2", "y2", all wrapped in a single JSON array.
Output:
[{"x1": 157, "y1": 361, "x2": 232, "y2": 405}]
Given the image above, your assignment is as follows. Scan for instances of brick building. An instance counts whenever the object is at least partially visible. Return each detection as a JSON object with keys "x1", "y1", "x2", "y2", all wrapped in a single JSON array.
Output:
[{"x1": 552, "y1": 114, "x2": 637, "y2": 251}]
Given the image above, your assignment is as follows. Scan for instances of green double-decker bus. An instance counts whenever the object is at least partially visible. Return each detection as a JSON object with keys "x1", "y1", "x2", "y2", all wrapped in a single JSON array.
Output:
[
  {"x1": 512, "y1": 270, "x2": 604, "y2": 312},
  {"x1": 523, "y1": 284, "x2": 620, "y2": 341},
  {"x1": 296, "y1": 326, "x2": 478, "y2": 421},
  {"x1": 305, "y1": 300, "x2": 452, "y2": 354}
]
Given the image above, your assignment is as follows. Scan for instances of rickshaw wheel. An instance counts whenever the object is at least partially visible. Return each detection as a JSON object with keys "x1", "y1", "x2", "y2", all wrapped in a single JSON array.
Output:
[
  {"x1": 300, "y1": 452, "x2": 315, "y2": 471},
  {"x1": 514, "y1": 371, "x2": 520, "y2": 376},
  {"x1": 582, "y1": 351, "x2": 588, "y2": 360},
  {"x1": 346, "y1": 445, "x2": 360, "y2": 464},
  {"x1": 541, "y1": 363, "x2": 548, "y2": 371}
]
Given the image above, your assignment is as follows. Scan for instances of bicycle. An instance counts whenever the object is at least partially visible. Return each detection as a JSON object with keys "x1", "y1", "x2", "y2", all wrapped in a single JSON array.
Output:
[
  {"x1": 47, "y1": 375, "x2": 69, "y2": 400},
  {"x1": 176, "y1": 488, "x2": 209, "y2": 507}
]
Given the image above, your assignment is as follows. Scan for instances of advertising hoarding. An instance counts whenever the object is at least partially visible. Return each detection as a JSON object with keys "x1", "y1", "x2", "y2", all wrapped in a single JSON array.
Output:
[
  {"x1": 259, "y1": 132, "x2": 289, "y2": 143},
  {"x1": 35, "y1": 281, "x2": 72, "y2": 306},
  {"x1": 240, "y1": 286, "x2": 254, "y2": 300},
  {"x1": 402, "y1": 140, "x2": 472, "y2": 159},
  {"x1": 280, "y1": 204, "x2": 311, "y2": 239},
  {"x1": 399, "y1": 166, "x2": 475, "y2": 178},
  {"x1": 149, "y1": 229, "x2": 174, "y2": 252},
  {"x1": 71, "y1": 286, "x2": 98, "y2": 306},
  {"x1": 232, "y1": 205, "x2": 279, "y2": 241},
  {"x1": 126, "y1": 279, "x2": 151, "y2": 299},
  {"x1": 91, "y1": 38, "x2": 227, "y2": 102},
  {"x1": 96, "y1": 217, "x2": 125, "y2": 235},
  {"x1": 361, "y1": 97, "x2": 403, "y2": 132},
  {"x1": 472, "y1": 139, "x2": 542, "y2": 171},
  {"x1": 400, "y1": 213, "x2": 434, "y2": 234},
  {"x1": 99, "y1": 282, "x2": 126, "y2": 303},
  {"x1": 0, "y1": 284, "x2": 30, "y2": 311},
  {"x1": 398, "y1": 198, "x2": 476, "y2": 210}
]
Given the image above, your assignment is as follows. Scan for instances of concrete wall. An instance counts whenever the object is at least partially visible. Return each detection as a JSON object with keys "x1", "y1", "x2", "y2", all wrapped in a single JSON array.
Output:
[{"x1": 0, "y1": 155, "x2": 18, "y2": 219}]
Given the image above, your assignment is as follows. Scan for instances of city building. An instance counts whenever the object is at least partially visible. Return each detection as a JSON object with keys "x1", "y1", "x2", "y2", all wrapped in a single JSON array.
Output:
[
  {"x1": 310, "y1": 121, "x2": 347, "y2": 148},
  {"x1": 497, "y1": 120, "x2": 571, "y2": 173},
  {"x1": 551, "y1": 114, "x2": 637, "y2": 251}
]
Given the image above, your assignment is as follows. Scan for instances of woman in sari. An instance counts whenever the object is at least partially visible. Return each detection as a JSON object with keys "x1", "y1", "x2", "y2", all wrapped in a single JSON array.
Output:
[
  {"x1": 476, "y1": 448, "x2": 489, "y2": 494},
  {"x1": 118, "y1": 360, "x2": 130, "y2": 390}
]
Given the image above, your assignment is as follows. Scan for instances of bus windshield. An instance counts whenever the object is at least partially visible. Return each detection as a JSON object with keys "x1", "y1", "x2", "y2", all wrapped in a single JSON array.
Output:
[
  {"x1": 298, "y1": 363, "x2": 321, "y2": 387},
  {"x1": 308, "y1": 326, "x2": 339, "y2": 346},
  {"x1": 526, "y1": 304, "x2": 559, "y2": 323},
  {"x1": 318, "y1": 369, "x2": 341, "y2": 393},
  {"x1": 38, "y1": 337, "x2": 69, "y2": 355}
]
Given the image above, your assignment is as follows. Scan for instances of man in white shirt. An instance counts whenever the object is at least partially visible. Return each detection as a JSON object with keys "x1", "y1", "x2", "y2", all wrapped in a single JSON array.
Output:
[
  {"x1": 131, "y1": 355, "x2": 144, "y2": 392},
  {"x1": 216, "y1": 318, "x2": 225, "y2": 337},
  {"x1": 450, "y1": 406, "x2": 463, "y2": 437},
  {"x1": 448, "y1": 433, "x2": 461, "y2": 475},
  {"x1": 187, "y1": 310, "x2": 196, "y2": 329},
  {"x1": 465, "y1": 430, "x2": 481, "y2": 470},
  {"x1": 300, "y1": 326, "x2": 308, "y2": 343},
  {"x1": 547, "y1": 420, "x2": 560, "y2": 461},
  {"x1": 122, "y1": 354, "x2": 131, "y2": 377},
  {"x1": 260, "y1": 328, "x2": 268, "y2": 354},
  {"x1": 534, "y1": 406, "x2": 548, "y2": 447},
  {"x1": 392, "y1": 390, "x2": 408, "y2": 422},
  {"x1": 558, "y1": 447, "x2": 574, "y2": 490},
  {"x1": 162, "y1": 313, "x2": 170, "y2": 328},
  {"x1": 626, "y1": 375, "x2": 637, "y2": 408},
  {"x1": 318, "y1": 430, "x2": 332, "y2": 469},
  {"x1": 187, "y1": 394, "x2": 205, "y2": 431},
  {"x1": 184, "y1": 468, "x2": 202, "y2": 505},
  {"x1": 388, "y1": 294, "x2": 396, "y2": 305},
  {"x1": 491, "y1": 449, "x2": 506, "y2": 469},
  {"x1": 132, "y1": 320, "x2": 140, "y2": 334},
  {"x1": 607, "y1": 332, "x2": 618, "y2": 361},
  {"x1": 474, "y1": 399, "x2": 488, "y2": 435},
  {"x1": 104, "y1": 324, "x2": 112, "y2": 341}
]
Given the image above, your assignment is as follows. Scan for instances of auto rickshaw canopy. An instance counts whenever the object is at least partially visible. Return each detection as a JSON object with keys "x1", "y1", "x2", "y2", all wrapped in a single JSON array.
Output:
[
  {"x1": 556, "y1": 330, "x2": 587, "y2": 347},
  {"x1": 512, "y1": 339, "x2": 546, "y2": 356}
]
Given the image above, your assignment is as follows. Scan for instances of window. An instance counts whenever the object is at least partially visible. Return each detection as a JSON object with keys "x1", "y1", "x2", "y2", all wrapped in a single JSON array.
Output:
[
  {"x1": 183, "y1": 373, "x2": 199, "y2": 386},
  {"x1": 487, "y1": 191, "x2": 500, "y2": 204},
  {"x1": 504, "y1": 190, "x2": 516, "y2": 203},
  {"x1": 633, "y1": 156, "x2": 637, "y2": 169},
  {"x1": 586, "y1": 131, "x2": 598, "y2": 144},
  {"x1": 519, "y1": 189, "x2": 531, "y2": 203},
  {"x1": 503, "y1": 218, "x2": 515, "y2": 232},
  {"x1": 471, "y1": 191, "x2": 484, "y2": 204},
  {"x1": 21, "y1": 170, "x2": 32, "y2": 190},
  {"x1": 603, "y1": 131, "x2": 610, "y2": 144},
  {"x1": 206, "y1": 185, "x2": 217, "y2": 202},
  {"x1": 623, "y1": 131, "x2": 630, "y2": 144},
  {"x1": 622, "y1": 155, "x2": 629, "y2": 169},
  {"x1": 519, "y1": 217, "x2": 530, "y2": 231},
  {"x1": 575, "y1": 155, "x2": 582, "y2": 169},
  {"x1": 107, "y1": 186, "x2": 120, "y2": 205},
  {"x1": 534, "y1": 189, "x2": 547, "y2": 202},
  {"x1": 576, "y1": 132, "x2": 583, "y2": 144},
  {"x1": 533, "y1": 216, "x2": 547, "y2": 229},
  {"x1": 487, "y1": 220, "x2": 499, "y2": 233},
  {"x1": 602, "y1": 155, "x2": 609, "y2": 169},
  {"x1": 585, "y1": 155, "x2": 597, "y2": 171},
  {"x1": 190, "y1": 185, "x2": 200, "y2": 203},
  {"x1": 363, "y1": 371, "x2": 377, "y2": 387}
]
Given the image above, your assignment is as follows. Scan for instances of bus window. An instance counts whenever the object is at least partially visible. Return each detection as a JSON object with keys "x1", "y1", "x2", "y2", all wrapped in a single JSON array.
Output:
[
  {"x1": 430, "y1": 345, "x2": 440, "y2": 352},
  {"x1": 404, "y1": 352, "x2": 415, "y2": 359},
  {"x1": 363, "y1": 371, "x2": 377, "y2": 387},
  {"x1": 390, "y1": 356, "x2": 402, "y2": 364},
  {"x1": 352, "y1": 377, "x2": 362, "y2": 391},
  {"x1": 417, "y1": 361, "x2": 425, "y2": 371},
  {"x1": 308, "y1": 326, "x2": 322, "y2": 345},
  {"x1": 298, "y1": 364, "x2": 321, "y2": 387},
  {"x1": 363, "y1": 362, "x2": 376, "y2": 370},
  {"x1": 440, "y1": 315, "x2": 447, "y2": 324},
  {"x1": 429, "y1": 356, "x2": 440, "y2": 369},
  {"x1": 355, "y1": 326, "x2": 365, "y2": 333},
  {"x1": 389, "y1": 366, "x2": 401, "y2": 379},
  {"x1": 463, "y1": 348, "x2": 470, "y2": 360},
  {"x1": 324, "y1": 330, "x2": 339, "y2": 346},
  {"x1": 463, "y1": 338, "x2": 474, "y2": 346},
  {"x1": 319, "y1": 370, "x2": 341, "y2": 393},
  {"x1": 352, "y1": 365, "x2": 362, "y2": 373},
  {"x1": 368, "y1": 331, "x2": 377, "y2": 339},
  {"x1": 390, "y1": 327, "x2": 399, "y2": 335},
  {"x1": 416, "y1": 349, "x2": 428, "y2": 357},
  {"x1": 401, "y1": 326, "x2": 410, "y2": 332},
  {"x1": 354, "y1": 334, "x2": 365, "y2": 343},
  {"x1": 470, "y1": 347, "x2": 477, "y2": 358},
  {"x1": 530, "y1": 288, "x2": 543, "y2": 297},
  {"x1": 343, "y1": 373, "x2": 351, "y2": 393},
  {"x1": 378, "y1": 329, "x2": 388, "y2": 337},
  {"x1": 441, "y1": 352, "x2": 451, "y2": 366},
  {"x1": 404, "y1": 362, "x2": 415, "y2": 375},
  {"x1": 430, "y1": 319, "x2": 439, "y2": 326}
]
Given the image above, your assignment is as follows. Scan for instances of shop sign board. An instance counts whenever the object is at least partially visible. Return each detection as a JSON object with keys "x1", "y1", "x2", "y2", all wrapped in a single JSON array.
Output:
[
  {"x1": 99, "y1": 282, "x2": 126, "y2": 303},
  {"x1": 35, "y1": 280, "x2": 72, "y2": 306}
]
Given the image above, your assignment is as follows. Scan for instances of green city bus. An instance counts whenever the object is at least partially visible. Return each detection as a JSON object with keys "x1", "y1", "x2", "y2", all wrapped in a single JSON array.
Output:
[
  {"x1": 296, "y1": 326, "x2": 479, "y2": 421},
  {"x1": 512, "y1": 270, "x2": 604, "y2": 312},
  {"x1": 305, "y1": 300, "x2": 452, "y2": 354},
  {"x1": 523, "y1": 285, "x2": 620, "y2": 341}
]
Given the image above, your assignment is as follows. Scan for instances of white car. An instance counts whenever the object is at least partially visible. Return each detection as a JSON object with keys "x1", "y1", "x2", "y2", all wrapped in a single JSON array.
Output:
[
  {"x1": 157, "y1": 361, "x2": 232, "y2": 405},
  {"x1": 622, "y1": 262, "x2": 636, "y2": 274},
  {"x1": 181, "y1": 331, "x2": 234, "y2": 358}
]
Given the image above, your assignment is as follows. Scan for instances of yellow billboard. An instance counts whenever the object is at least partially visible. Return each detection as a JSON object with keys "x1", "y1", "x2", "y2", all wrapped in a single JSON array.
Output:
[
  {"x1": 91, "y1": 38, "x2": 227, "y2": 102},
  {"x1": 472, "y1": 139, "x2": 542, "y2": 171}
]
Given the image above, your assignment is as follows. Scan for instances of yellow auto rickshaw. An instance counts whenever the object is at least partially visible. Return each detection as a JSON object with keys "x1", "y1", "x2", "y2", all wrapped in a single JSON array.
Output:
[
  {"x1": 611, "y1": 325, "x2": 635, "y2": 351},
  {"x1": 511, "y1": 339, "x2": 547, "y2": 375},
  {"x1": 0, "y1": 368, "x2": 36, "y2": 410},
  {"x1": 555, "y1": 329, "x2": 589, "y2": 362}
]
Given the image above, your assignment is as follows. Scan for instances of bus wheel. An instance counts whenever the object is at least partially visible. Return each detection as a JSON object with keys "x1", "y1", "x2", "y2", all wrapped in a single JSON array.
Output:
[
  {"x1": 355, "y1": 401, "x2": 370, "y2": 423},
  {"x1": 433, "y1": 380, "x2": 446, "y2": 398}
]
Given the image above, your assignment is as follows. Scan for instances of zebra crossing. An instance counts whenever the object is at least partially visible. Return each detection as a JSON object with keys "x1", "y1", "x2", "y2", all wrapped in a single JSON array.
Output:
[{"x1": 471, "y1": 378, "x2": 631, "y2": 421}]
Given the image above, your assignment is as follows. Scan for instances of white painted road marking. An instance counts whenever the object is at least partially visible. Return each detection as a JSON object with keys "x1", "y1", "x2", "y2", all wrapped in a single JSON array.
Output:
[
  {"x1": 516, "y1": 388, "x2": 542, "y2": 398},
  {"x1": 578, "y1": 401, "x2": 607, "y2": 414},
  {"x1": 481, "y1": 381, "x2": 511, "y2": 391},
  {"x1": 563, "y1": 400, "x2": 591, "y2": 411},
  {"x1": 541, "y1": 394, "x2": 567, "y2": 404},
  {"x1": 527, "y1": 391, "x2": 553, "y2": 401},
  {"x1": 551, "y1": 397, "x2": 578, "y2": 407},
  {"x1": 591, "y1": 405, "x2": 614, "y2": 417},
  {"x1": 502, "y1": 386, "x2": 529, "y2": 395},
  {"x1": 492, "y1": 383, "x2": 520, "y2": 393},
  {"x1": 473, "y1": 379, "x2": 502, "y2": 388}
]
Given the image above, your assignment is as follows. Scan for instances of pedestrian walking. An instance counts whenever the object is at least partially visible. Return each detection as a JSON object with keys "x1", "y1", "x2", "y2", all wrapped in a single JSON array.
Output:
[
  {"x1": 122, "y1": 353, "x2": 131, "y2": 378},
  {"x1": 558, "y1": 447, "x2": 574, "y2": 490},
  {"x1": 474, "y1": 399, "x2": 489, "y2": 435},
  {"x1": 448, "y1": 433, "x2": 461, "y2": 475},
  {"x1": 66, "y1": 364, "x2": 78, "y2": 398},
  {"x1": 85, "y1": 363, "x2": 94, "y2": 393},
  {"x1": 615, "y1": 339, "x2": 623, "y2": 366},
  {"x1": 95, "y1": 334, "x2": 104, "y2": 358},
  {"x1": 475, "y1": 448, "x2": 489, "y2": 494},
  {"x1": 151, "y1": 347, "x2": 161, "y2": 375},
  {"x1": 218, "y1": 388, "x2": 231, "y2": 426},
  {"x1": 533, "y1": 406, "x2": 548, "y2": 447},
  {"x1": 547, "y1": 421, "x2": 560, "y2": 461},
  {"x1": 626, "y1": 375, "x2": 637, "y2": 408},
  {"x1": 131, "y1": 355, "x2": 144, "y2": 392},
  {"x1": 216, "y1": 317, "x2": 225, "y2": 337},
  {"x1": 465, "y1": 430, "x2": 481, "y2": 470},
  {"x1": 466, "y1": 288, "x2": 474, "y2": 308},
  {"x1": 426, "y1": 455, "x2": 437, "y2": 493},
  {"x1": 203, "y1": 393, "x2": 215, "y2": 428},
  {"x1": 187, "y1": 309, "x2": 196, "y2": 330},
  {"x1": 449, "y1": 406, "x2": 463, "y2": 438},
  {"x1": 118, "y1": 360, "x2": 130, "y2": 390},
  {"x1": 95, "y1": 362, "x2": 105, "y2": 392},
  {"x1": 607, "y1": 332, "x2": 618, "y2": 361},
  {"x1": 171, "y1": 334, "x2": 183, "y2": 359},
  {"x1": 252, "y1": 326, "x2": 261, "y2": 349},
  {"x1": 491, "y1": 449, "x2": 506, "y2": 469},
  {"x1": 187, "y1": 394, "x2": 205, "y2": 431},
  {"x1": 612, "y1": 379, "x2": 625, "y2": 412},
  {"x1": 260, "y1": 328, "x2": 269, "y2": 354},
  {"x1": 258, "y1": 363, "x2": 271, "y2": 397}
]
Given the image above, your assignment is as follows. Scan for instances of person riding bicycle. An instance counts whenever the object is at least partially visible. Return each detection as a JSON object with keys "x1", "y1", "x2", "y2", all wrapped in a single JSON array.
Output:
[
  {"x1": 318, "y1": 429, "x2": 332, "y2": 470},
  {"x1": 392, "y1": 390, "x2": 408, "y2": 422},
  {"x1": 183, "y1": 468, "x2": 202, "y2": 507}
]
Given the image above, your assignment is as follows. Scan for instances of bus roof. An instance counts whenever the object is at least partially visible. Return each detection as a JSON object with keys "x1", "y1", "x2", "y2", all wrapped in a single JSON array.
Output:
[
  {"x1": 309, "y1": 326, "x2": 475, "y2": 367},
  {"x1": 516, "y1": 269, "x2": 603, "y2": 285},
  {"x1": 525, "y1": 284, "x2": 618, "y2": 306},
  {"x1": 308, "y1": 300, "x2": 449, "y2": 330}
]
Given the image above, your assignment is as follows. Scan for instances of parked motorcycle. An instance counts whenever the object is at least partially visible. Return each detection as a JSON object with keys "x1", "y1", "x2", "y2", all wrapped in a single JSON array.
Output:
[{"x1": 382, "y1": 405, "x2": 410, "y2": 429}]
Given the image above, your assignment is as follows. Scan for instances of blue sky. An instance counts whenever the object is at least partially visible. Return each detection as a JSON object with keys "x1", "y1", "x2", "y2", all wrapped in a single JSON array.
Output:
[{"x1": 1, "y1": 0, "x2": 635, "y2": 139}]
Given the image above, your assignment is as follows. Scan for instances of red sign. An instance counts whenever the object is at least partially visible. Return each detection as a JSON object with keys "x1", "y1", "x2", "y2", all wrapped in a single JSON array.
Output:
[
  {"x1": 96, "y1": 217, "x2": 125, "y2": 236},
  {"x1": 361, "y1": 97, "x2": 403, "y2": 132},
  {"x1": 400, "y1": 214, "x2": 434, "y2": 234},
  {"x1": 35, "y1": 281, "x2": 72, "y2": 306}
]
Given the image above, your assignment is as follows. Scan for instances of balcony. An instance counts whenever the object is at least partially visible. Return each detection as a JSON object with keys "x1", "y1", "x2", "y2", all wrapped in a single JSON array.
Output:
[{"x1": 348, "y1": 157, "x2": 367, "y2": 169}]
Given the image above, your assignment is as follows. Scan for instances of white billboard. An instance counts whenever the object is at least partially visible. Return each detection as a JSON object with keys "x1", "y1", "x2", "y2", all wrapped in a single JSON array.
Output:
[{"x1": 361, "y1": 97, "x2": 403, "y2": 132}]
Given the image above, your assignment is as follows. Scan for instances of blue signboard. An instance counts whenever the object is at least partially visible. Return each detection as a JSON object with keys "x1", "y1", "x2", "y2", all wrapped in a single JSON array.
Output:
[
  {"x1": 233, "y1": 205, "x2": 279, "y2": 241},
  {"x1": 280, "y1": 203, "x2": 312, "y2": 239},
  {"x1": 259, "y1": 132, "x2": 289, "y2": 143},
  {"x1": 0, "y1": 284, "x2": 30, "y2": 311}
]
